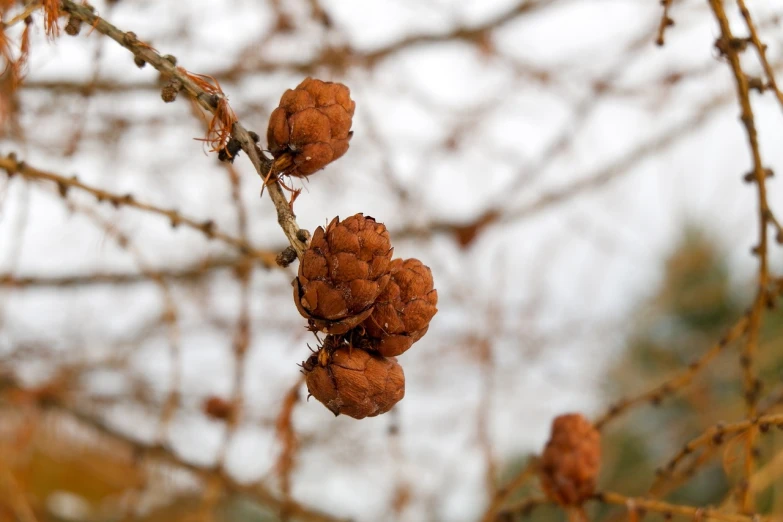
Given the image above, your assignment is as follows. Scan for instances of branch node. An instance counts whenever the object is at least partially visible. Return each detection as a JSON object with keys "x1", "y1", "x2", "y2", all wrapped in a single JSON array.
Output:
[
  {"x1": 123, "y1": 31, "x2": 138, "y2": 45},
  {"x1": 65, "y1": 15, "x2": 82, "y2": 36},
  {"x1": 218, "y1": 136, "x2": 242, "y2": 163},
  {"x1": 201, "y1": 220, "x2": 216, "y2": 237},
  {"x1": 276, "y1": 246, "x2": 298, "y2": 268},
  {"x1": 747, "y1": 75, "x2": 765, "y2": 92},
  {"x1": 161, "y1": 78, "x2": 183, "y2": 103}
]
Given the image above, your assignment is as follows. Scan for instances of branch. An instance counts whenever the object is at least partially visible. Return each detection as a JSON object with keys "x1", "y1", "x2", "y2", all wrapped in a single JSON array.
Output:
[
  {"x1": 59, "y1": 0, "x2": 308, "y2": 259},
  {"x1": 393, "y1": 89, "x2": 733, "y2": 244},
  {"x1": 736, "y1": 0, "x2": 783, "y2": 111},
  {"x1": 480, "y1": 459, "x2": 538, "y2": 522},
  {"x1": 707, "y1": 0, "x2": 776, "y2": 512},
  {"x1": 0, "y1": 153, "x2": 279, "y2": 267},
  {"x1": 594, "y1": 315, "x2": 748, "y2": 429},
  {"x1": 655, "y1": 0, "x2": 675, "y2": 46},
  {"x1": 483, "y1": 315, "x2": 750, "y2": 515},
  {"x1": 595, "y1": 491, "x2": 777, "y2": 522},
  {"x1": 654, "y1": 414, "x2": 783, "y2": 487},
  {"x1": 0, "y1": 255, "x2": 259, "y2": 288}
]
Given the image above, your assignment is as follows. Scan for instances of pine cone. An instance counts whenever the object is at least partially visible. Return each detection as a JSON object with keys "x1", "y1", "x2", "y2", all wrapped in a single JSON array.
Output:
[
  {"x1": 294, "y1": 214, "x2": 393, "y2": 334},
  {"x1": 361, "y1": 258, "x2": 438, "y2": 357},
  {"x1": 302, "y1": 341, "x2": 404, "y2": 419},
  {"x1": 267, "y1": 77, "x2": 355, "y2": 177},
  {"x1": 539, "y1": 413, "x2": 601, "y2": 507}
]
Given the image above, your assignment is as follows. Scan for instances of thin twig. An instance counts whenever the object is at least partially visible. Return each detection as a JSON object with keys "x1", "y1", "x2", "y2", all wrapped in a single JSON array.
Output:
[
  {"x1": 706, "y1": 0, "x2": 775, "y2": 512},
  {"x1": 594, "y1": 315, "x2": 748, "y2": 429},
  {"x1": 0, "y1": 153, "x2": 278, "y2": 267},
  {"x1": 481, "y1": 459, "x2": 538, "y2": 522},
  {"x1": 59, "y1": 0, "x2": 308, "y2": 258},
  {"x1": 654, "y1": 414, "x2": 783, "y2": 485},
  {"x1": 735, "y1": 0, "x2": 783, "y2": 111},
  {"x1": 0, "y1": 255, "x2": 253, "y2": 287},
  {"x1": 596, "y1": 491, "x2": 778, "y2": 522},
  {"x1": 655, "y1": 0, "x2": 675, "y2": 46}
]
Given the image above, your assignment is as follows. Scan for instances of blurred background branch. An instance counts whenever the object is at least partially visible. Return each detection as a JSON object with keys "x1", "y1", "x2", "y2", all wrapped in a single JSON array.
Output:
[{"x1": 2, "y1": 0, "x2": 783, "y2": 521}]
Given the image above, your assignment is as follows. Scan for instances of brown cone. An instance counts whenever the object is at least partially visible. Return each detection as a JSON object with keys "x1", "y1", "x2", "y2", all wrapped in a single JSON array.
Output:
[
  {"x1": 294, "y1": 214, "x2": 393, "y2": 334},
  {"x1": 267, "y1": 77, "x2": 355, "y2": 177},
  {"x1": 302, "y1": 341, "x2": 404, "y2": 419},
  {"x1": 361, "y1": 258, "x2": 438, "y2": 357},
  {"x1": 539, "y1": 413, "x2": 601, "y2": 507}
]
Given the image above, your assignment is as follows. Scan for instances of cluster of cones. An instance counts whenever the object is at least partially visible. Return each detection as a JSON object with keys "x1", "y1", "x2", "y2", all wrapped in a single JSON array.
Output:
[
  {"x1": 293, "y1": 214, "x2": 438, "y2": 419},
  {"x1": 264, "y1": 83, "x2": 600, "y2": 505},
  {"x1": 265, "y1": 79, "x2": 437, "y2": 419}
]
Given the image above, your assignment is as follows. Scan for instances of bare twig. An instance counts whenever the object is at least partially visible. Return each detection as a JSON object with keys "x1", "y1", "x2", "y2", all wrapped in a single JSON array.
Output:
[
  {"x1": 706, "y1": 0, "x2": 776, "y2": 512},
  {"x1": 594, "y1": 315, "x2": 748, "y2": 429},
  {"x1": 655, "y1": 0, "x2": 675, "y2": 46},
  {"x1": 0, "y1": 255, "x2": 254, "y2": 288},
  {"x1": 481, "y1": 459, "x2": 538, "y2": 522},
  {"x1": 0, "y1": 153, "x2": 278, "y2": 267},
  {"x1": 736, "y1": 0, "x2": 783, "y2": 110},
  {"x1": 596, "y1": 491, "x2": 778, "y2": 522},
  {"x1": 654, "y1": 414, "x2": 783, "y2": 486},
  {"x1": 59, "y1": 0, "x2": 308, "y2": 258}
]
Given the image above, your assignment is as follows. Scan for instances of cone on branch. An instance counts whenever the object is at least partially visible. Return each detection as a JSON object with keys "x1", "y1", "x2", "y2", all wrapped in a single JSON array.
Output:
[
  {"x1": 267, "y1": 77, "x2": 355, "y2": 178},
  {"x1": 302, "y1": 337, "x2": 404, "y2": 419},
  {"x1": 539, "y1": 413, "x2": 601, "y2": 507},
  {"x1": 294, "y1": 214, "x2": 393, "y2": 334},
  {"x1": 360, "y1": 258, "x2": 438, "y2": 357}
]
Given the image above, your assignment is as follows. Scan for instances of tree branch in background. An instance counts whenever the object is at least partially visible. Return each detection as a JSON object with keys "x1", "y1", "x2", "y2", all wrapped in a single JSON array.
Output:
[
  {"x1": 0, "y1": 153, "x2": 280, "y2": 267},
  {"x1": 706, "y1": 0, "x2": 777, "y2": 512},
  {"x1": 0, "y1": 373, "x2": 346, "y2": 522}
]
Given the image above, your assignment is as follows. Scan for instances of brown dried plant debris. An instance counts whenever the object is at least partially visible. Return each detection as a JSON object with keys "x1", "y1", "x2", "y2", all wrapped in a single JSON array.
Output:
[
  {"x1": 294, "y1": 213, "x2": 393, "y2": 335},
  {"x1": 0, "y1": 7, "x2": 33, "y2": 121},
  {"x1": 301, "y1": 337, "x2": 404, "y2": 419},
  {"x1": 202, "y1": 395, "x2": 234, "y2": 421},
  {"x1": 182, "y1": 69, "x2": 237, "y2": 155},
  {"x1": 42, "y1": 0, "x2": 61, "y2": 38},
  {"x1": 360, "y1": 258, "x2": 438, "y2": 357},
  {"x1": 539, "y1": 413, "x2": 602, "y2": 507},
  {"x1": 267, "y1": 76, "x2": 355, "y2": 178}
]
